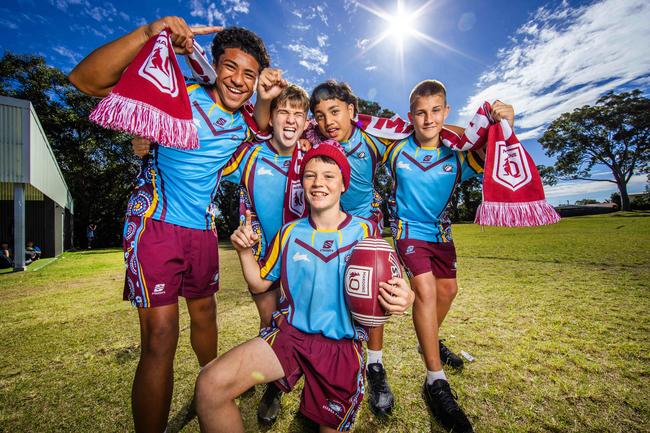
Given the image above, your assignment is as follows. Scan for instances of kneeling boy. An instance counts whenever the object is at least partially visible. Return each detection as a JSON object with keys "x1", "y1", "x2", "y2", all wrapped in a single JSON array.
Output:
[{"x1": 195, "y1": 142, "x2": 414, "y2": 432}]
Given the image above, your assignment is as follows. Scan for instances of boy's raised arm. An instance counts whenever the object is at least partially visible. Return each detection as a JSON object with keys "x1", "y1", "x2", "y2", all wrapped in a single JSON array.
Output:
[
  {"x1": 231, "y1": 211, "x2": 273, "y2": 294},
  {"x1": 68, "y1": 16, "x2": 218, "y2": 97},
  {"x1": 253, "y1": 68, "x2": 287, "y2": 133}
]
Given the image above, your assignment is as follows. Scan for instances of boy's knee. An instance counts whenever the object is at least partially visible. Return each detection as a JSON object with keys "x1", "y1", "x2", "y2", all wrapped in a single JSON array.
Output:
[
  {"x1": 195, "y1": 365, "x2": 234, "y2": 408},
  {"x1": 141, "y1": 323, "x2": 179, "y2": 358},
  {"x1": 437, "y1": 281, "x2": 458, "y2": 303}
]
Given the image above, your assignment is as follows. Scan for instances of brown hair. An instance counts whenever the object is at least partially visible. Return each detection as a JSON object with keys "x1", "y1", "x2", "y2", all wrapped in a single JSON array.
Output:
[
  {"x1": 270, "y1": 84, "x2": 310, "y2": 114},
  {"x1": 409, "y1": 79, "x2": 447, "y2": 112}
]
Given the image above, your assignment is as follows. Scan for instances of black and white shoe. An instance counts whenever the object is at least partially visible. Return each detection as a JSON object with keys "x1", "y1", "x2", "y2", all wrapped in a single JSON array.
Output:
[
  {"x1": 439, "y1": 340, "x2": 464, "y2": 370},
  {"x1": 257, "y1": 383, "x2": 282, "y2": 424},
  {"x1": 422, "y1": 379, "x2": 473, "y2": 433},
  {"x1": 417, "y1": 340, "x2": 465, "y2": 370},
  {"x1": 366, "y1": 363, "x2": 395, "y2": 416}
]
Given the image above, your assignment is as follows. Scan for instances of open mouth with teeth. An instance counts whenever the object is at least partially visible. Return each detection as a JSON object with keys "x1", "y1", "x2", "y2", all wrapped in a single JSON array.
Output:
[{"x1": 225, "y1": 84, "x2": 245, "y2": 96}]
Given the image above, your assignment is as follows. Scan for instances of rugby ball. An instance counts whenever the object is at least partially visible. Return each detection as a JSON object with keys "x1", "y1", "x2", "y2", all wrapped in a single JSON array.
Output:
[{"x1": 344, "y1": 237, "x2": 402, "y2": 327}]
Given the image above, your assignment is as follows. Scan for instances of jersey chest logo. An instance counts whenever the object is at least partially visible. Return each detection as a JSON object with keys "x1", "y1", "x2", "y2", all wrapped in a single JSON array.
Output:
[
  {"x1": 295, "y1": 239, "x2": 357, "y2": 263},
  {"x1": 403, "y1": 152, "x2": 455, "y2": 172}
]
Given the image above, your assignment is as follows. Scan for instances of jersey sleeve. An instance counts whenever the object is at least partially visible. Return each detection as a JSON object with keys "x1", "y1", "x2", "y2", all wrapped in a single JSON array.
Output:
[
  {"x1": 459, "y1": 149, "x2": 485, "y2": 182},
  {"x1": 222, "y1": 142, "x2": 254, "y2": 184}
]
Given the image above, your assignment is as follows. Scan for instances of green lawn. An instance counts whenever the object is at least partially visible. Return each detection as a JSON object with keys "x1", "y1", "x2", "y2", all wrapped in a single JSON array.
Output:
[{"x1": 1, "y1": 212, "x2": 649, "y2": 432}]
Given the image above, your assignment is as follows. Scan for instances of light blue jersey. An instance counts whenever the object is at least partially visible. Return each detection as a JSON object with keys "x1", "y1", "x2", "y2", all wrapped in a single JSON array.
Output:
[
  {"x1": 222, "y1": 141, "x2": 291, "y2": 260},
  {"x1": 384, "y1": 135, "x2": 484, "y2": 242},
  {"x1": 126, "y1": 83, "x2": 254, "y2": 230},
  {"x1": 260, "y1": 215, "x2": 378, "y2": 340},
  {"x1": 338, "y1": 127, "x2": 391, "y2": 218}
]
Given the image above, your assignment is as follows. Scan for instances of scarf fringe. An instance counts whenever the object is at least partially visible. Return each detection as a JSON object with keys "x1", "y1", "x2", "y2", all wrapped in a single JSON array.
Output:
[
  {"x1": 475, "y1": 199, "x2": 561, "y2": 227},
  {"x1": 90, "y1": 92, "x2": 199, "y2": 150}
]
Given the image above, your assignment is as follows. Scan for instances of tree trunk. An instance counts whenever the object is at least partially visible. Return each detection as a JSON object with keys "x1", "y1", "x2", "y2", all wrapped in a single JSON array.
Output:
[{"x1": 618, "y1": 181, "x2": 631, "y2": 211}]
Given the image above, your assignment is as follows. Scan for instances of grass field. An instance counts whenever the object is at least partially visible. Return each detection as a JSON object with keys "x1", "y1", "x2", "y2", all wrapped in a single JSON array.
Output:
[{"x1": 1, "y1": 212, "x2": 649, "y2": 433}]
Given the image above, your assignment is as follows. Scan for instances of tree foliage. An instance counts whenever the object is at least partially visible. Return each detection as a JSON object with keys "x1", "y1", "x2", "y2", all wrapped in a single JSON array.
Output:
[
  {"x1": 539, "y1": 90, "x2": 650, "y2": 210},
  {"x1": 0, "y1": 53, "x2": 139, "y2": 247}
]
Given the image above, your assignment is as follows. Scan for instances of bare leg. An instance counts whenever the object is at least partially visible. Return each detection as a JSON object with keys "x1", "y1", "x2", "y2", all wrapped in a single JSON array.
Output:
[
  {"x1": 251, "y1": 287, "x2": 278, "y2": 329},
  {"x1": 133, "y1": 304, "x2": 179, "y2": 433},
  {"x1": 411, "y1": 272, "x2": 442, "y2": 371},
  {"x1": 186, "y1": 295, "x2": 218, "y2": 367},
  {"x1": 195, "y1": 337, "x2": 285, "y2": 433},
  {"x1": 367, "y1": 324, "x2": 384, "y2": 351},
  {"x1": 435, "y1": 278, "x2": 458, "y2": 327}
]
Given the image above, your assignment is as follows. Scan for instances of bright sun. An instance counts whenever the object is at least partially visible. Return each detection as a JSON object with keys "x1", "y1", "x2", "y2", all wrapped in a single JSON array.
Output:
[{"x1": 357, "y1": 0, "x2": 471, "y2": 67}]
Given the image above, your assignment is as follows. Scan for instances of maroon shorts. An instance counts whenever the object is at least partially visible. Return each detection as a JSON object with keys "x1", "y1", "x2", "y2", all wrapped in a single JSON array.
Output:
[
  {"x1": 122, "y1": 216, "x2": 220, "y2": 308},
  {"x1": 260, "y1": 314, "x2": 365, "y2": 431},
  {"x1": 395, "y1": 239, "x2": 457, "y2": 279}
]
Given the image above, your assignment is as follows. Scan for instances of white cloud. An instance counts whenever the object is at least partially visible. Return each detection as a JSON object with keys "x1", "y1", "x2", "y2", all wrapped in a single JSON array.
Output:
[
  {"x1": 53, "y1": 46, "x2": 81, "y2": 64},
  {"x1": 544, "y1": 174, "x2": 647, "y2": 204},
  {"x1": 292, "y1": 23, "x2": 311, "y2": 31},
  {"x1": 190, "y1": 0, "x2": 226, "y2": 26},
  {"x1": 317, "y1": 34, "x2": 328, "y2": 48},
  {"x1": 286, "y1": 43, "x2": 328, "y2": 74},
  {"x1": 221, "y1": 0, "x2": 249, "y2": 14},
  {"x1": 459, "y1": 0, "x2": 650, "y2": 140},
  {"x1": 356, "y1": 38, "x2": 370, "y2": 50},
  {"x1": 0, "y1": 18, "x2": 18, "y2": 29},
  {"x1": 365, "y1": 65, "x2": 377, "y2": 71},
  {"x1": 49, "y1": 0, "x2": 86, "y2": 12},
  {"x1": 291, "y1": 9, "x2": 302, "y2": 19}
]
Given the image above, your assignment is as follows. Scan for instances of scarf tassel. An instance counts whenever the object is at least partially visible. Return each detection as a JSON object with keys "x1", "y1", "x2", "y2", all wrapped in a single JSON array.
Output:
[
  {"x1": 90, "y1": 92, "x2": 199, "y2": 150},
  {"x1": 474, "y1": 199, "x2": 560, "y2": 227}
]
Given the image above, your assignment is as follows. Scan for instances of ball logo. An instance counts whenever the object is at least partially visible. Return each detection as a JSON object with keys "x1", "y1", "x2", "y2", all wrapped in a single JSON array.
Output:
[
  {"x1": 389, "y1": 252, "x2": 402, "y2": 278},
  {"x1": 423, "y1": 154, "x2": 432, "y2": 162},
  {"x1": 493, "y1": 140, "x2": 532, "y2": 191},
  {"x1": 443, "y1": 164, "x2": 454, "y2": 172},
  {"x1": 345, "y1": 265, "x2": 373, "y2": 299},
  {"x1": 138, "y1": 31, "x2": 179, "y2": 97}
]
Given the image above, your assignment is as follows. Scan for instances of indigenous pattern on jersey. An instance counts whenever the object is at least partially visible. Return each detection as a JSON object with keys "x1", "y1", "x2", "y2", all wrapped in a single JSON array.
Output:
[
  {"x1": 384, "y1": 135, "x2": 484, "y2": 242},
  {"x1": 125, "y1": 83, "x2": 255, "y2": 230},
  {"x1": 222, "y1": 141, "x2": 292, "y2": 260},
  {"x1": 260, "y1": 214, "x2": 378, "y2": 340},
  {"x1": 338, "y1": 127, "x2": 391, "y2": 218}
]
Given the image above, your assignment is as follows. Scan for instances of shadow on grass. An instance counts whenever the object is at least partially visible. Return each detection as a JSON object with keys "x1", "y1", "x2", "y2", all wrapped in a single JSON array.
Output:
[{"x1": 167, "y1": 397, "x2": 196, "y2": 433}]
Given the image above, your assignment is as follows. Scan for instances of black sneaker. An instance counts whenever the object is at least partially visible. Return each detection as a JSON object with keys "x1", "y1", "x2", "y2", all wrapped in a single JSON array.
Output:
[
  {"x1": 366, "y1": 362, "x2": 395, "y2": 416},
  {"x1": 257, "y1": 383, "x2": 282, "y2": 424},
  {"x1": 439, "y1": 340, "x2": 464, "y2": 370},
  {"x1": 422, "y1": 379, "x2": 473, "y2": 433}
]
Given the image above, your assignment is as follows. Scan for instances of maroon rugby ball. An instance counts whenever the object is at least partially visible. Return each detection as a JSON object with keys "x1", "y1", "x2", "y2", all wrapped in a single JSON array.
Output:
[{"x1": 344, "y1": 237, "x2": 402, "y2": 327}]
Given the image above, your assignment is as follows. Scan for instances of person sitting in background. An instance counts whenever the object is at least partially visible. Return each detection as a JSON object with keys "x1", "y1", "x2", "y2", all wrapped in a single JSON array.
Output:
[
  {"x1": 26, "y1": 241, "x2": 41, "y2": 262},
  {"x1": 1, "y1": 242, "x2": 13, "y2": 269}
]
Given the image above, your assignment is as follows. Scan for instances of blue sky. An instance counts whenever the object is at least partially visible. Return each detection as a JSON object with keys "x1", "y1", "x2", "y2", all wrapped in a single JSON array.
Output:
[{"x1": 2, "y1": 0, "x2": 649, "y2": 204}]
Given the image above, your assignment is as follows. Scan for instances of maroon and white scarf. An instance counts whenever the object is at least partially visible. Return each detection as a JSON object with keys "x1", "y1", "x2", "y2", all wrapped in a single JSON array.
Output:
[
  {"x1": 297, "y1": 104, "x2": 559, "y2": 227},
  {"x1": 90, "y1": 30, "x2": 199, "y2": 150}
]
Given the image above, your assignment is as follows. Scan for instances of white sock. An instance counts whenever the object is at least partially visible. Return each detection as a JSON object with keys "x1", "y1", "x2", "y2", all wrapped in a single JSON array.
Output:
[
  {"x1": 426, "y1": 369, "x2": 447, "y2": 385},
  {"x1": 366, "y1": 349, "x2": 383, "y2": 366}
]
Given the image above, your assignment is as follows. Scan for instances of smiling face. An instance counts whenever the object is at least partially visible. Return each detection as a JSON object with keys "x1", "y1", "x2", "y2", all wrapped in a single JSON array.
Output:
[
  {"x1": 409, "y1": 93, "x2": 449, "y2": 146},
  {"x1": 269, "y1": 101, "x2": 307, "y2": 155},
  {"x1": 302, "y1": 157, "x2": 346, "y2": 212},
  {"x1": 313, "y1": 99, "x2": 355, "y2": 142},
  {"x1": 213, "y1": 48, "x2": 260, "y2": 112}
]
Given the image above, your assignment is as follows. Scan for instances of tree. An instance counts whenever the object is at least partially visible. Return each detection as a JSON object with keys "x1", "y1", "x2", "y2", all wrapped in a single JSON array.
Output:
[
  {"x1": 1, "y1": 53, "x2": 139, "y2": 248},
  {"x1": 539, "y1": 90, "x2": 650, "y2": 210},
  {"x1": 575, "y1": 199, "x2": 599, "y2": 205}
]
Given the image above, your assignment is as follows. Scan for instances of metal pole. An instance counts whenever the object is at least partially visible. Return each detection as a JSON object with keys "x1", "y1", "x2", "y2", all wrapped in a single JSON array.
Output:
[{"x1": 13, "y1": 183, "x2": 26, "y2": 271}]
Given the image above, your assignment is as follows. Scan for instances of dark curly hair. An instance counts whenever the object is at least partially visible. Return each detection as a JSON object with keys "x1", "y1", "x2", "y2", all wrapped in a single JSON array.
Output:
[
  {"x1": 211, "y1": 27, "x2": 270, "y2": 72},
  {"x1": 310, "y1": 80, "x2": 358, "y2": 116}
]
